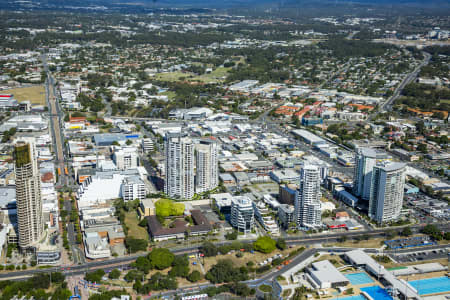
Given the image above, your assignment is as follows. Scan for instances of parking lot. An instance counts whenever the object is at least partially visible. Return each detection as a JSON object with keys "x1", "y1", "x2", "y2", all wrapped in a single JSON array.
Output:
[{"x1": 392, "y1": 248, "x2": 449, "y2": 263}]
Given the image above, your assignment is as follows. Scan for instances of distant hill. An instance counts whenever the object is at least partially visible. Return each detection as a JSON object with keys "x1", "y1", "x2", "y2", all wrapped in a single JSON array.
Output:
[{"x1": 0, "y1": 0, "x2": 448, "y2": 11}]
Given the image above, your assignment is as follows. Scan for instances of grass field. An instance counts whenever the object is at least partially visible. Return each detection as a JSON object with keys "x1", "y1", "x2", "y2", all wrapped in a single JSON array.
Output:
[
  {"x1": 328, "y1": 237, "x2": 386, "y2": 248},
  {"x1": 201, "y1": 245, "x2": 303, "y2": 272},
  {"x1": 155, "y1": 67, "x2": 231, "y2": 84},
  {"x1": 124, "y1": 211, "x2": 149, "y2": 241},
  {"x1": 2, "y1": 85, "x2": 46, "y2": 105},
  {"x1": 160, "y1": 90, "x2": 176, "y2": 100}
]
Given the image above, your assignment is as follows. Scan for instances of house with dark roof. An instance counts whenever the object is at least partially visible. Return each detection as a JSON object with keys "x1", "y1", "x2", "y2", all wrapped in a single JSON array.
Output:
[{"x1": 146, "y1": 210, "x2": 212, "y2": 241}]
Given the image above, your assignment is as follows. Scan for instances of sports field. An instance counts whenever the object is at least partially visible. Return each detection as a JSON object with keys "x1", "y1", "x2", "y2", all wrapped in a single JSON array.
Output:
[{"x1": 2, "y1": 85, "x2": 46, "y2": 105}]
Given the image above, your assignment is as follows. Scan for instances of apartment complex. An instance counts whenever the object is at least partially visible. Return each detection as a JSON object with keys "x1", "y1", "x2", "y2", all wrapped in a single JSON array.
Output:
[
  {"x1": 353, "y1": 148, "x2": 377, "y2": 200},
  {"x1": 121, "y1": 176, "x2": 146, "y2": 202},
  {"x1": 164, "y1": 133, "x2": 195, "y2": 200},
  {"x1": 230, "y1": 196, "x2": 255, "y2": 234},
  {"x1": 195, "y1": 140, "x2": 219, "y2": 193},
  {"x1": 113, "y1": 147, "x2": 139, "y2": 170},
  {"x1": 14, "y1": 141, "x2": 43, "y2": 249},
  {"x1": 369, "y1": 162, "x2": 406, "y2": 223},
  {"x1": 353, "y1": 147, "x2": 391, "y2": 201},
  {"x1": 295, "y1": 164, "x2": 322, "y2": 228}
]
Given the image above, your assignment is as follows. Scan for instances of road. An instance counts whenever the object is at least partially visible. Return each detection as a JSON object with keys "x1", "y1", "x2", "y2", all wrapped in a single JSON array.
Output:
[
  {"x1": 378, "y1": 51, "x2": 431, "y2": 113},
  {"x1": 158, "y1": 243, "x2": 450, "y2": 299},
  {"x1": 1, "y1": 222, "x2": 448, "y2": 281},
  {"x1": 42, "y1": 54, "x2": 83, "y2": 265}
]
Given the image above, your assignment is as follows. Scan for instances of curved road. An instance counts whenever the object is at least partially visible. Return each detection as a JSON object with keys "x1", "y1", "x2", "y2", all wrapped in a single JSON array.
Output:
[{"x1": 1, "y1": 222, "x2": 448, "y2": 281}]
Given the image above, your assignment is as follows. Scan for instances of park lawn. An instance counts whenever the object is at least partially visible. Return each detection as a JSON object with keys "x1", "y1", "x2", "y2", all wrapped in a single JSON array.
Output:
[
  {"x1": 124, "y1": 211, "x2": 149, "y2": 241},
  {"x1": 155, "y1": 71, "x2": 196, "y2": 82},
  {"x1": 3, "y1": 85, "x2": 46, "y2": 105},
  {"x1": 160, "y1": 90, "x2": 176, "y2": 100},
  {"x1": 330, "y1": 237, "x2": 385, "y2": 248},
  {"x1": 155, "y1": 67, "x2": 231, "y2": 84},
  {"x1": 197, "y1": 67, "x2": 231, "y2": 83},
  {"x1": 201, "y1": 245, "x2": 303, "y2": 272},
  {"x1": 440, "y1": 99, "x2": 450, "y2": 104}
]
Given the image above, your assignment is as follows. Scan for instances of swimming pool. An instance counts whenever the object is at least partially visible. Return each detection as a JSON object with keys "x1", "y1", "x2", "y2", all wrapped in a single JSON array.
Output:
[
  {"x1": 332, "y1": 295, "x2": 365, "y2": 300},
  {"x1": 408, "y1": 276, "x2": 450, "y2": 295},
  {"x1": 345, "y1": 272, "x2": 374, "y2": 285},
  {"x1": 360, "y1": 286, "x2": 393, "y2": 300}
]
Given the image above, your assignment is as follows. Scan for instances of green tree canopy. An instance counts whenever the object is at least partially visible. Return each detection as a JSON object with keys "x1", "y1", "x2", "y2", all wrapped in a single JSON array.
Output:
[
  {"x1": 85, "y1": 270, "x2": 105, "y2": 283},
  {"x1": 205, "y1": 259, "x2": 248, "y2": 283},
  {"x1": 148, "y1": 248, "x2": 175, "y2": 270},
  {"x1": 187, "y1": 270, "x2": 202, "y2": 282},
  {"x1": 200, "y1": 242, "x2": 218, "y2": 257},
  {"x1": 253, "y1": 236, "x2": 276, "y2": 254},
  {"x1": 108, "y1": 269, "x2": 121, "y2": 280}
]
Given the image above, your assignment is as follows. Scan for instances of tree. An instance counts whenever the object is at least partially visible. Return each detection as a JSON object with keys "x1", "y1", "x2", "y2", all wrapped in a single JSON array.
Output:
[
  {"x1": 444, "y1": 232, "x2": 450, "y2": 240},
  {"x1": 422, "y1": 224, "x2": 439, "y2": 235},
  {"x1": 126, "y1": 139, "x2": 133, "y2": 146},
  {"x1": 401, "y1": 227, "x2": 412, "y2": 237},
  {"x1": 50, "y1": 272, "x2": 65, "y2": 284},
  {"x1": 276, "y1": 238, "x2": 287, "y2": 250},
  {"x1": 139, "y1": 272, "x2": 177, "y2": 292},
  {"x1": 253, "y1": 236, "x2": 276, "y2": 254},
  {"x1": 135, "y1": 256, "x2": 152, "y2": 274},
  {"x1": 200, "y1": 242, "x2": 218, "y2": 257},
  {"x1": 149, "y1": 248, "x2": 174, "y2": 270},
  {"x1": 31, "y1": 274, "x2": 51, "y2": 289},
  {"x1": 124, "y1": 270, "x2": 143, "y2": 282},
  {"x1": 51, "y1": 287, "x2": 71, "y2": 300},
  {"x1": 138, "y1": 218, "x2": 147, "y2": 227},
  {"x1": 133, "y1": 280, "x2": 142, "y2": 292},
  {"x1": 417, "y1": 143, "x2": 428, "y2": 154},
  {"x1": 422, "y1": 224, "x2": 443, "y2": 240},
  {"x1": 225, "y1": 231, "x2": 238, "y2": 240},
  {"x1": 205, "y1": 259, "x2": 248, "y2": 283},
  {"x1": 85, "y1": 270, "x2": 105, "y2": 283},
  {"x1": 187, "y1": 270, "x2": 202, "y2": 282},
  {"x1": 109, "y1": 269, "x2": 121, "y2": 280},
  {"x1": 169, "y1": 255, "x2": 189, "y2": 278},
  {"x1": 125, "y1": 238, "x2": 148, "y2": 253}
]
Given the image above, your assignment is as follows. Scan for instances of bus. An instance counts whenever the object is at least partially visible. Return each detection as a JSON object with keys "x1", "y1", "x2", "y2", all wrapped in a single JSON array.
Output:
[
  {"x1": 57, "y1": 168, "x2": 61, "y2": 176},
  {"x1": 64, "y1": 167, "x2": 69, "y2": 175}
]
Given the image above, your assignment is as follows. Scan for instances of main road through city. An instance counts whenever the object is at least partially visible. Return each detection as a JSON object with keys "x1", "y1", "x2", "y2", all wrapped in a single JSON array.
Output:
[
  {"x1": 42, "y1": 54, "x2": 85, "y2": 265},
  {"x1": 377, "y1": 51, "x2": 431, "y2": 113},
  {"x1": 1, "y1": 222, "x2": 449, "y2": 281}
]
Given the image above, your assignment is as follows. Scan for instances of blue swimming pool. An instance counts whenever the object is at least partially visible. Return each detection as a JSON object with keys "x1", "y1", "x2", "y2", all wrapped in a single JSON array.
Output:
[
  {"x1": 408, "y1": 276, "x2": 450, "y2": 295},
  {"x1": 345, "y1": 272, "x2": 374, "y2": 285},
  {"x1": 332, "y1": 295, "x2": 365, "y2": 300},
  {"x1": 360, "y1": 286, "x2": 393, "y2": 300}
]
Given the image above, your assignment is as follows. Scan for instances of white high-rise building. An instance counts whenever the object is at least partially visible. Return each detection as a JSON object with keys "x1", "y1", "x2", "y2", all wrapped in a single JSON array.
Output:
[
  {"x1": 164, "y1": 133, "x2": 194, "y2": 200},
  {"x1": 113, "y1": 147, "x2": 139, "y2": 170},
  {"x1": 121, "y1": 176, "x2": 147, "y2": 202},
  {"x1": 353, "y1": 148, "x2": 377, "y2": 200},
  {"x1": 353, "y1": 148, "x2": 391, "y2": 201},
  {"x1": 195, "y1": 140, "x2": 218, "y2": 194},
  {"x1": 230, "y1": 196, "x2": 254, "y2": 234},
  {"x1": 14, "y1": 140, "x2": 43, "y2": 249},
  {"x1": 369, "y1": 162, "x2": 406, "y2": 224},
  {"x1": 295, "y1": 164, "x2": 322, "y2": 228}
]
